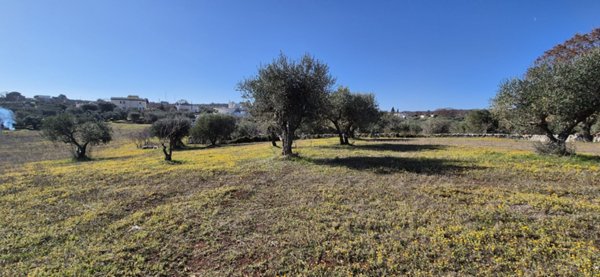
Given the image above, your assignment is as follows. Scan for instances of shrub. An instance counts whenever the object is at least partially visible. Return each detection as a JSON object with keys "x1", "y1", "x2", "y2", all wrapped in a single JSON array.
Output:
[
  {"x1": 128, "y1": 128, "x2": 153, "y2": 148},
  {"x1": 143, "y1": 111, "x2": 168, "y2": 124},
  {"x1": 127, "y1": 111, "x2": 142, "y2": 123},
  {"x1": 464, "y1": 109, "x2": 497, "y2": 133},
  {"x1": 422, "y1": 118, "x2": 452, "y2": 135},
  {"x1": 232, "y1": 118, "x2": 261, "y2": 139},
  {"x1": 20, "y1": 114, "x2": 43, "y2": 130},
  {"x1": 450, "y1": 121, "x2": 467, "y2": 133}
]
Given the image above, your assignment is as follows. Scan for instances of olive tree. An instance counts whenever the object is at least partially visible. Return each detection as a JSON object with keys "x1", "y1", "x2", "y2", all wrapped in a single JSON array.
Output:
[
  {"x1": 151, "y1": 117, "x2": 191, "y2": 161},
  {"x1": 128, "y1": 127, "x2": 152, "y2": 148},
  {"x1": 327, "y1": 86, "x2": 380, "y2": 144},
  {"x1": 421, "y1": 118, "x2": 452, "y2": 135},
  {"x1": 238, "y1": 53, "x2": 335, "y2": 156},
  {"x1": 464, "y1": 109, "x2": 497, "y2": 133},
  {"x1": 42, "y1": 113, "x2": 112, "y2": 160},
  {"x1": 191, "y1": 113, "x2": 236, "y2": 145},
  {"x1": 492, "y1": 46, "x2": 600, "y2": 155}
]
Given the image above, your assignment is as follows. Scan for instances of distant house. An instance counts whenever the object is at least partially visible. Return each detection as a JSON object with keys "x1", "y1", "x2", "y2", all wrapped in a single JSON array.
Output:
[
  {"x1": 175, "y1": 100, "x2": 201, "y2": 113},
  {"x1": 214, "y1": 102, "x2": 246, "y2": 117},
  {"x1": 418, "y1": 114, "x2": 436, "y2": 119},
  {"x1": 34, "y1": 95, "x2": 52, "y2": 102},
  {"x1": 110, "y1": 95, "x2": 148, "y2": 110},
  {"x1": 391, "y1": 112, "x2": 407, "y2": 119}
]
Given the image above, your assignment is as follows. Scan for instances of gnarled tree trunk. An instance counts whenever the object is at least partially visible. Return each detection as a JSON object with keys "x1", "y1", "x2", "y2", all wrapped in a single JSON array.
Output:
[
  {"x1": 270, "y1": 132, "x2": 278, "y2": 147},
  {"x1": 161, "y1": 142, "x2": 172, "y2": 161},
  {"x1": 330, "y1": 120, "x2": 346, "y2": 145},
  {"x1": 341, "y1": 133, "x2": 348, "y2": 145},
  {"x1": 538, "y1": 118, "x2": 577, "y2": 156},
  {"x1": 342, "y1": 125, "x2": 353, "y2": 145},
  {"x1": 75, "y1": 143, "x2": 88, "y2": 160},
  {"x1": 336, "y1": 125, "x2": 346, "y2": 145},
  {"x1": 281, "y1": 124, "x2": 294, "y2": 156}
]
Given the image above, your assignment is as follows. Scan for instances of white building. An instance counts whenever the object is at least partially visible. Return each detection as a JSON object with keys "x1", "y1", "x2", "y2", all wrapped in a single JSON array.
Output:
[
  {"x1": 110, "y1": 95, "x2": 148, "y2": 110},
  {"x1": 214, "y1": 102, "x2": 246, "y2": 117},
  {"x1": 175, "y1": 102, "x2": 201, "y2": 113},
  {"x1": 391, "y1": 112, "x2": 407, "y2": 119}
]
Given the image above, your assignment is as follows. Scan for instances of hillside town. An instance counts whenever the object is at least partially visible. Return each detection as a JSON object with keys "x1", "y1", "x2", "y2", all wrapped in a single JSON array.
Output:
[{"x1": 0, "y1": 91, "x2": 248, "y2": 129}]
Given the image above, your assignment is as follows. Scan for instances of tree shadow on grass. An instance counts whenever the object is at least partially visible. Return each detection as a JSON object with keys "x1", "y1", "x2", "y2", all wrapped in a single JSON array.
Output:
[
  {"x1": 91, "y1": 155, "x2": 140, "y2": 162},
  {"x1": 318, "y1": 143, "x2": 446, "y2": 153},
  {"x1": 570, "y1": 154, "x2": 600, "y2": 163},
  {"x1": 304, "y1": 156, "x2": 480, "y2": 175},
  {"x1": 164, "y1": 160, "x2": 185, "y2": 165},
  {"x1": 60, "y1": 154, "x2": 138, "y2": 163},
  {"x1": 175, "y1": 145, "x2": 216, "y2": 151},
  {"x1": 354, "y1": 137, "x2": 414, "y2": 142}
]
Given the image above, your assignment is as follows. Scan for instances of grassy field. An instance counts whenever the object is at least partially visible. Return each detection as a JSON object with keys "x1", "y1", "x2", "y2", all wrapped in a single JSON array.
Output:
[{"x1": 1, "y1": 124, "x2": 599, "y2": 276}]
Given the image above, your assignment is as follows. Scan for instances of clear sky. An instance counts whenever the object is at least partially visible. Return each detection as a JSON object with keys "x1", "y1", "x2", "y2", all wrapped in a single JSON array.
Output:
[{"x1": 0, "y1": 0, "x2": 598, "y2": 110}]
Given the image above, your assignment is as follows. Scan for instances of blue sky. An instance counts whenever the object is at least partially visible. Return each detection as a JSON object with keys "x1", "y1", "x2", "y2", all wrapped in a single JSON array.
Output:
[{"x1": 0, "y1": 0, "x2": 598, "y2": 110}]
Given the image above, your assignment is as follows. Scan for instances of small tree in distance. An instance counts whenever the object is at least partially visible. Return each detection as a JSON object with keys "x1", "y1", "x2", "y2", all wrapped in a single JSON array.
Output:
[
  {"x1": 41, "y1": 113, "x2": 112, "y2": 161},
  {"x1": 191, "y1": 113, "x2": 236, "y2": 146},
  {"x1": 151, "y1": 117, "x2": 191, "y2": 161},
  {"x1": 128, "y1": 127, "x2": 153, "y2": 148},
  {"x1": 238, "y1": 53, "x2": 335, "y2": 156},
  {"x1": 464, "y1": 109, "x2": 497, "y2": 133},
  {"x1": 327, "y1": 86, "x2": 380, "y2": 145}
]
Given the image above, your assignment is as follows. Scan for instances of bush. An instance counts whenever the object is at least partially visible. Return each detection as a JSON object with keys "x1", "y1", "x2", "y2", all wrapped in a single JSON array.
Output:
[
  {"x1": 127, "y1": 112, "x2": 142, "y2": 123},
  {"x1": 464, "y1": 109, "x2": 497, "y2": 133},
  {"x1": 232, "y1": 118, "x2": 261, "y2": 139},
  {"x1": 143, "y1": 111, "x2": 168, "y2": 124},
  {"x1": 97, "y1": 101, "x2": 116, "y2": 112},
  {"x1": 128, "y1": 128, "x2": 153, "y2": 148},
  {"x1": 80, "y1": 103, "x2": 99, "y2": 112},
  {"x1": 386, "y1": 117, "x2": 407, "y2": 133},
  {"x1": 190, "y1": 114, "x2": 236, "y2": 145},
  {"x1": 450, "y1": 121, "x2": 467, "y2": 133},
  {"x1": 402, "y1": 120, "x2": 423, "y2": 135},
  {"x1": 113, "y1": 108, "x2": 128, "y2": 120},
  {"x1": 374, "y1": 114, "x2": 423, "y2": 135},
  {"x1": 18, "y1": 114, "x2": 43, "y2": 130},
  {"x1": 422, "y1": 118, "x2": 452, "y2": 135}
]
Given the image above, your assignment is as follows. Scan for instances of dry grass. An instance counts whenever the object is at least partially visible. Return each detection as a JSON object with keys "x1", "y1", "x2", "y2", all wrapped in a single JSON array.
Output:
[
  {"x1": 0, "y1": 123, "x2": 150, "y2": 172},
  {"x1": 1, "y1": 125, "x2": 599, "y2": 276}
]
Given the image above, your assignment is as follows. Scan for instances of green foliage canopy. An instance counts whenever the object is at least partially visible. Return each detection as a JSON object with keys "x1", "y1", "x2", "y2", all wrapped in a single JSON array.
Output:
[
  {"x1": 492, "y1": 49, "x2": 600, "y2": 141},
  {"x1": 151, "y1": 117, "x2": 191, "y2": 161},
  {"x1": 464, "y1": 109, "x2": 497, "y2": 133},
  {"x1": 327, "y1": 86, "x2": 380, "y2": 144},
  {"x1": 492, "y1": 28, "x2": 600, "y2": 153},
  {"x1": 191, "y1": 113, "x2": 236, "y2": 145},
  {"x1": 41, "y1": 113, "x2": 112, "y2": 160},
  {"x1": 238, "y1": 53, "x2": 335, "y2": 155}
]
